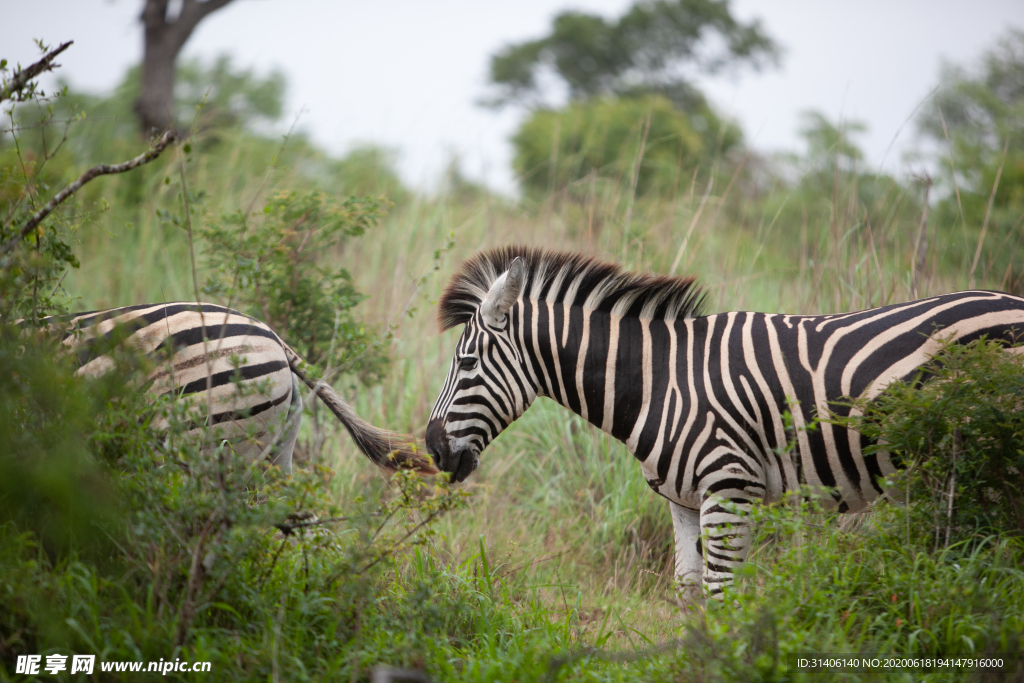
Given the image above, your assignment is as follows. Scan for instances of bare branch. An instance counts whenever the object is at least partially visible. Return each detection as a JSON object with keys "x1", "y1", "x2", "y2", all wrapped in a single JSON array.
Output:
[
  {"x1": 1, "y1": 130, "x2": 177, "y2": 257},
  {"x1": 176, "y1": 0, "x2": 235, "y2": 37},
  {"x1": 0, "y1": 41, "x2": 73, "y2": 104}
]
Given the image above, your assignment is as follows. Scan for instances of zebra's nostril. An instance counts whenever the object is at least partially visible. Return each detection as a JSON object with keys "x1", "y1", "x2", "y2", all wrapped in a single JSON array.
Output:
[{"x1": 453, "y1": 448, "x2": 479, "y2": 483}]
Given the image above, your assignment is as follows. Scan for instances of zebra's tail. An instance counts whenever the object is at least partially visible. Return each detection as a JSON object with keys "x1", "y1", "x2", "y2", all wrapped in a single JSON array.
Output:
[{"x1": 286, "y1": 352, "x2": 438, "y2": 475}]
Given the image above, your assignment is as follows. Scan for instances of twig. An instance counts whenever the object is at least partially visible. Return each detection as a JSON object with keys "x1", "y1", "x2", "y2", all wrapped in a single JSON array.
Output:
[
  {"x1": 969, "y1": 136, "x2": 1009, "y2": 289},
  {"x1": 174, "y1": 509, "x2": 217, "y2": 648},
  {"x1": 176, "y1": 134, "x2": 218, "y2": 460},
  {"x1": 669, "y1": 173, "x2": 713, "y2": 276},
  {"x1": 356, "y1": 508, "x2": 448, "y2": 575},
  {"x1": 0, "y1": 41, "x2": 73, "y2": 103},
  {"x1": 910, "y1": 175, "x2": 932, "y2": 299},
  {"x1": 1, "y1": 129, "x2": 177, "y2": 257},
  {"x1": 938, "y1": 109, "x2": 969, "y2": 253},
  {"x1": 945, "y1": 429, "x2": 960, "y2": 548},
  {"x1": 622, "y1": 111, "x2": 652, "y2": 257},
  {"x1": 864, "y1": 211, "x2": 884, "y2": 297},
  {"x1": 274, "y1": 513, "x2": 380, "y2": 536},
  {"x1": 684, "y1": 149, "x2": 751, "y2": 272}
]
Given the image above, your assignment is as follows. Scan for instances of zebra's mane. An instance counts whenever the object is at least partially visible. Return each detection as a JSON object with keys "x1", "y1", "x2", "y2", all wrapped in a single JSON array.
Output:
[{"x1": 438, "y1": 246, "x2": 706, "y2": 331}]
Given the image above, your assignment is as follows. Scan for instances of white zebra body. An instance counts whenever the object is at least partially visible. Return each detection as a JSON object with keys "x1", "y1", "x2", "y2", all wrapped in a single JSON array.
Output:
[{"x1": 425, "y1": 247, "x2": 1024, "y2": 596}]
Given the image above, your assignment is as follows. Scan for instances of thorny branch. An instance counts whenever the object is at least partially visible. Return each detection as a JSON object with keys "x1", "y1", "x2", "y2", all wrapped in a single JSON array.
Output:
[
  {"x1": 0, "y1": 41, "x2": 73, "y2": 103},
  {"x1": 1, "y1": 129, "x2": 177, "y2": 258}
]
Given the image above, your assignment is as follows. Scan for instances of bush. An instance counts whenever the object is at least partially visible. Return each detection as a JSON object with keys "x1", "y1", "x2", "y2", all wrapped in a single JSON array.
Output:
[
  {"x1": 200, "y1": 189, "x2": 390, "y2": 382},
  {"x1": 839, "y1": 338, "x2": 1024, "y2": 549},
  {"x1": 672, "y1": 490, "x2": 1024, "y2": 682}
]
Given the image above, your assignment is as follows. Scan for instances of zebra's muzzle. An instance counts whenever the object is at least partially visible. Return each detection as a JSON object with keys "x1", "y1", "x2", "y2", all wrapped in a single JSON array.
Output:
[{"x1": 425, "y1": 418, "x2": 479, "y2": 483}]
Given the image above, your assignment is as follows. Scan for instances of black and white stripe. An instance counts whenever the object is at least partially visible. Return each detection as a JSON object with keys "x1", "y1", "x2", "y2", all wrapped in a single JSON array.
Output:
[
  {"x1": 45, "y1": 302, "x2": 435, "y2": 474},
  {"x1": 425, "y1": 247, "x2": 1024, "y2": 596}
]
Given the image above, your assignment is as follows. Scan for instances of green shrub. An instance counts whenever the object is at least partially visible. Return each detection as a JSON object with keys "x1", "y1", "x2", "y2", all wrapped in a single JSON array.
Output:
[
  {"x1": 199, "y1": 188, "x2": 390, "y2": 382},
  {"x1": 839, "y1": 338, "x2": 1024, "y2": 550},
  {"x1": 672, "y1": 491, "x2": 1024, "y2": 682}
]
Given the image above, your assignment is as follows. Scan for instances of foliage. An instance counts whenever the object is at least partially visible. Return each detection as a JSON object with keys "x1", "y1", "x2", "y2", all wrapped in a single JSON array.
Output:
[
  {"x1": 328, "y1": 144, "x2": 409, "y2": 205},
  {"x1": 837, "y1": 338, "x2": 1024, "y2": 549},
  {"x1": 0, "y1": 48, "x2": 490, "y2": 681},
  {"x1": 678, "y1": 491, "x2": 1024, "y2": 682},
  {"x1": 0, "y1": 324, "x2": 132, "y2": 567},
  {"x1": 919, "y1": 29, "x2": 1024, "y2": 201},
  {"x1": 513, "y1": 94, "x2": 738, "y2": 196},
  {"x1": 0, "y1": 46, "x2": 82, "y2": 325},
  {"x1": 200, "y1": 189, "x2": 391, "y2": 381},
  {"x1": 486, "y1": 0, "x2": 779, "y2": 110},
  {"x1": 175, "y1": 55, "x2": 286, "y2": 132}
]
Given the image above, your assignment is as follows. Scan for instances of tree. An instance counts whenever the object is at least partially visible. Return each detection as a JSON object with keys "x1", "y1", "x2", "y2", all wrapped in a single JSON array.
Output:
[
  {"x1": 512, "y1": 94, "x2": 734, "y2": 195},
  {"x1": 135, "y1": 0, "x2": 235, "y2": 134},
  {"x1": 485, "y1": 0, "x2": 779, "y2": 110}
]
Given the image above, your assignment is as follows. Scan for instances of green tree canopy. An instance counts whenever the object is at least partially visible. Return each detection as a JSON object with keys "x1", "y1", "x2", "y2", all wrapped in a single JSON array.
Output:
[
  {"x1": 512, "y1": 94, "x2": 738, "y2": 196},
  {"x1": 486, "y1": 0, "x2": 779, "y2": 110}
]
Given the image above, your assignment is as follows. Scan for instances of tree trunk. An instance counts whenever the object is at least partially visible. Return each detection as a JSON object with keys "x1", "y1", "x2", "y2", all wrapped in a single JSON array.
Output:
[{"x1": 134, "y1": 0, "x2": 235, "y2": 135}]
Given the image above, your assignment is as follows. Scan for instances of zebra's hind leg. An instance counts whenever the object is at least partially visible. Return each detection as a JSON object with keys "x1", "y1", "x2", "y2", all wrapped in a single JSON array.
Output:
[
  {"x1": 268, "y1": 374, "x2": 304, "y2": 474},
  {"x1": 699, "y1": 476, "x2": 763, "y2": 598},
  {"x1": 670, "y1": 502, "x2": 703, "y2": 603}
]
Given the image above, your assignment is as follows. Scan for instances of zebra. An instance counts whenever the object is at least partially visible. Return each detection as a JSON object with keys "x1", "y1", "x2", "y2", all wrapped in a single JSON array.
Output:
[
  {"x1": 40, "y1": 302, "x2": 435, "y2": 475},
  {"x1": 424, "y1": 246, "x2": 1024, "y2": 597}
]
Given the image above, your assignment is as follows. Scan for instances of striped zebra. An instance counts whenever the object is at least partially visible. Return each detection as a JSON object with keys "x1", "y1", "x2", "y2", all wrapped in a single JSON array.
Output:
[
  {"x1": 42, "y1": 302, "x2": 434, "y2": 474},
  {"x1": 424, "y1": 247, "x2": 1024, "y2": 597}
]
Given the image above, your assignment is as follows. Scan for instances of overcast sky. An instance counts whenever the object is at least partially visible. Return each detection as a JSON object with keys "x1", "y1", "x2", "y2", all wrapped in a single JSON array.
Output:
[{"x1": 3, "y1": 0, "x2": 1023, "y2": 192}]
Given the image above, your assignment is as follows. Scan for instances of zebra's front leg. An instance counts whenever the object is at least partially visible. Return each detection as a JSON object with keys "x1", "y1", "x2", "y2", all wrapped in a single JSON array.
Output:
[
  {"x1": 699, "y1": 472, "x2": 764, "y2": 597},
  {"x1": 669, "y1": 502, "x2": 703, "y2": 602}
]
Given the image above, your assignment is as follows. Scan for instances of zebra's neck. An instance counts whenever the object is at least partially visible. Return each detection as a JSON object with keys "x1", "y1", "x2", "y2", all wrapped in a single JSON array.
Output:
[{"x1": 514, "y1": 297, "x2": 672, "y2": 460}]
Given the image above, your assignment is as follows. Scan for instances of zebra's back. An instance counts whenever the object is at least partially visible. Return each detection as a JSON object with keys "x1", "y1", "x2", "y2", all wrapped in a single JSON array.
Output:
[{"x1": 665, "y1": 290, "x2": 1024, "y2": 512}]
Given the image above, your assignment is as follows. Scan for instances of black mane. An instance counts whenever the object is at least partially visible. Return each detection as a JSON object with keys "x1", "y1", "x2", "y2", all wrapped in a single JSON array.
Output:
[{"x1": 438, "y1": 246, "x2": 706, "y2": 331}]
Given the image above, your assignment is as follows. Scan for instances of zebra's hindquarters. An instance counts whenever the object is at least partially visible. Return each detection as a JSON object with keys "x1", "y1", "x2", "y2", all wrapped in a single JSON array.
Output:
[{"x1": 64, "y1": 303, "x2": 301, "y2": 473}]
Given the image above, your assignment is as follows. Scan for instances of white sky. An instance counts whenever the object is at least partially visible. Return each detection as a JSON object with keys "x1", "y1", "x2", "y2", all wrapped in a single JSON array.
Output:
[{"x1": 3, "y1": 0, "x2": 1023, "y2": 192}]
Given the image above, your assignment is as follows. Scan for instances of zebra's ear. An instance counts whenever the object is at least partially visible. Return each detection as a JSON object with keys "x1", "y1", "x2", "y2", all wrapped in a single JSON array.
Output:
[{"x1": 481, "y1": 257, "x2": 525, "y2": 325}]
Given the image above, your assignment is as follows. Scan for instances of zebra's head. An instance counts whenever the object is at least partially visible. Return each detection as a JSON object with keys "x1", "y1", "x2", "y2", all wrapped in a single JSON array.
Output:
[{"x1": 426, "y1": 257, "x2": 532, "y2": 482}]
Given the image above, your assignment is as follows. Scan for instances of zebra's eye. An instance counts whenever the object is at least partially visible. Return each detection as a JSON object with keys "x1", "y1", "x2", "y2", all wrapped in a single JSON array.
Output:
[{"x1": 459, "y1": 356, "x2": 478, "y2": 371}]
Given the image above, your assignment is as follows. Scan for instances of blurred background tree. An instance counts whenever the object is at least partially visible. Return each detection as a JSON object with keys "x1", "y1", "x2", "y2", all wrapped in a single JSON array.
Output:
[
  {"x1": 489, "y1": 0, "x2": 778, "y2": 197},
  {"x1": 135, "y1": 0, "x2": 235, "y2": 133},
  {"x1": 513, "y1": 94, "x2": 723, "y2": 196},
  {"x1": 485, "y1": 0, "x2": 779, "y2": 109},
  {"x1": 917, "y1": 29, "x2": 1024, "y2": 286}
]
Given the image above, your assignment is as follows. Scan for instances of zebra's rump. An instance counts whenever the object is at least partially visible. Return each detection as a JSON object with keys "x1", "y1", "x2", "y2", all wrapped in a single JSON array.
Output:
[{"x1": 53, "y1": 302, "x2": 296, "y2": 452}]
